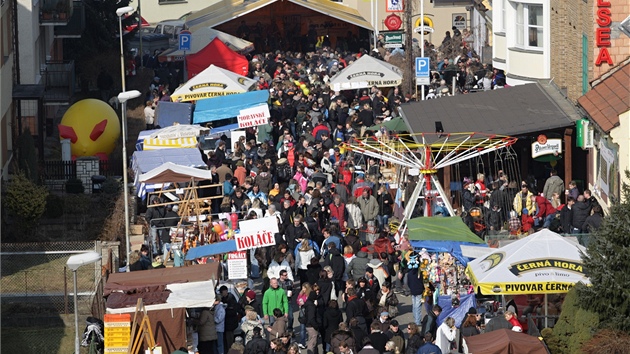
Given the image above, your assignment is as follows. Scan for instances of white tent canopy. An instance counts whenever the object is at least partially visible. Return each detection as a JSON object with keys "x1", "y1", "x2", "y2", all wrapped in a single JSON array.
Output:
[
  {"x1": 329, "y1": 55, "x2": 403, "y2": 91},
  {"x1": 159, "y1": 27, "x2": 254, "y2": 61},
  {"x1": 171, "y1": 65, "x2": 257, "y2": 102},
  {"x1": 466, "y1": 229, "x2": 590, "y2": 295},
  {"x1": 149, "y1": 124, "x2": 210, "y2": 139},
  {"x1": 139, "y1": 161, "x2": 212, "y2": 184}
]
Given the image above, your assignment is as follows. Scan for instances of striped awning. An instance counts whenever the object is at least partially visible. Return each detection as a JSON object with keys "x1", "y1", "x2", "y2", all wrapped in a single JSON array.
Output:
[{"x1": 143, "y1": 137, "x2": 198, "y2": 150}]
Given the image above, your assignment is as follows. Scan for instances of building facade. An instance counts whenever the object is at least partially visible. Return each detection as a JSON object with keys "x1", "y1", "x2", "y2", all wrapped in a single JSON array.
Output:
[{"x1": 1, "y1": 0, "x2": 14, "y2": 179}]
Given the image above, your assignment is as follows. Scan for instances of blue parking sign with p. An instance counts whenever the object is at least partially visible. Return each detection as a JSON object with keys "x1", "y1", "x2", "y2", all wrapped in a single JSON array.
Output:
[
  {"x1": 179, "y1": 33, "x2": 191, "y2": 51},
  {"x1": 415, "y1": 57, "x2": 430, "y2": 78}
]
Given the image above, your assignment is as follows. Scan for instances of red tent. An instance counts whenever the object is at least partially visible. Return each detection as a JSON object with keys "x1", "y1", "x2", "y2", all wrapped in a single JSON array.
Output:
[{"x1": 186, "y1": 38, "x2": 249, "y2": 79}]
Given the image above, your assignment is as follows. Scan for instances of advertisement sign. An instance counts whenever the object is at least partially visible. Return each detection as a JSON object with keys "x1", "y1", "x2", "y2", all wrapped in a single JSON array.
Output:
[
  {"x1": 452, "y1": 13, "x2": 467, "y2": 30},
  {"x1": 382, "y1": 31, "x2": 404, "y2": 48},
  {"x1": 386, "y1": 0, "x2": 403, "y2": 12},
  {"x1": 227, "y1": 251, "x2": 248, "y2": 279},
  {"x1": 531, "y1": 135, "x2": 562, "y2": 158},
  {"x1": 235, "y1": 230, "x2": 276, "y2": 251},
  {"x1": 237, "y1": 104, "x2": 270, "y2": 129}
]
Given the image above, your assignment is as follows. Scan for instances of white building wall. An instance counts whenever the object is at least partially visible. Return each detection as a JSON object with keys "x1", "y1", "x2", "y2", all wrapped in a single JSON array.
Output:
[
  {"x1": 609, "y1": 110, "x2": 630, "y2": 202},
  {"x1": 493, "y1": 0, "x2": 551, "y2": 85},
  {"x1": 138, "y1": 0, "x2": 219, "y2": 23},
  {"x1": 16, "y1": 0, "x2": 52, "y2": 84}
]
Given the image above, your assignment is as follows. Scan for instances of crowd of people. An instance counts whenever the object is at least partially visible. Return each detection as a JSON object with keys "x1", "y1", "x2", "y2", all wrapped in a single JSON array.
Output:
[
  {"x1": 458, "y1": 169, "x2": 603, "y2": 245},
  {"x1": 128, "y1": 27, "x2": 589, "y2": 354}
]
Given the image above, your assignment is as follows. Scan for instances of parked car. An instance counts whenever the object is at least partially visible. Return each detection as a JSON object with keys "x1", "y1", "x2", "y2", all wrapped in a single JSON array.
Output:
[{"x1": 153, "y1": 20, "x2": 186, "y2": 47}]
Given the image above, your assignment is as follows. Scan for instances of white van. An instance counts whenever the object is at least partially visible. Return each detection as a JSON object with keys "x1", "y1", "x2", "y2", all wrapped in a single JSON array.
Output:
[{"x1": 153, "y1": 20, "x2": 185, "y2": 47}]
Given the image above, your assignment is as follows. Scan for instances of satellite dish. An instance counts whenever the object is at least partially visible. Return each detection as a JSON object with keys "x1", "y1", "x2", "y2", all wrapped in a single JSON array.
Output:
[{"x1": 414, "y1": 26, "x2": 434, "y2": 34}]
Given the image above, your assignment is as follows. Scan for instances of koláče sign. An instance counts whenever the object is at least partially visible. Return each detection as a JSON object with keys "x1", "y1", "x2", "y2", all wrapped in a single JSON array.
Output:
[{"x1": 235, "y1": 230, "x2": 276, "y2": 251}]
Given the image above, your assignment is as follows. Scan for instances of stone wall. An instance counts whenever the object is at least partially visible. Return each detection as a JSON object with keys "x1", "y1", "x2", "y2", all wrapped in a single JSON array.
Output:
[{"x1": 76, "y1": 156, "x2": 99, "y2": 194}]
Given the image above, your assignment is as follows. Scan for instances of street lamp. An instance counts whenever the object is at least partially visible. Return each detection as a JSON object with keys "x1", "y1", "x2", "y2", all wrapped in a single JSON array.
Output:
[
  {"x1": 118, "y1": 90, "x2": 142, "y2": 273},
  {"x1": 67, "y1": 251, "x2": 102, "y2": 354},
  {"x1": 116, "y1": 6, "x2": 134, "y2": 93}
]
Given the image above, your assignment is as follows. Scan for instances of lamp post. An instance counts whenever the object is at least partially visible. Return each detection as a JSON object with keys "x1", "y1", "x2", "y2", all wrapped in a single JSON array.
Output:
[
  {"x1": 67, "y1": 252, "x2": 102, "y2": 354},
  {"x1": 118, "y1": 90, "x2": 142, "y2": 272},
  {"x1": 116, "y1": 6, "x2": 134, "y2": 93}
]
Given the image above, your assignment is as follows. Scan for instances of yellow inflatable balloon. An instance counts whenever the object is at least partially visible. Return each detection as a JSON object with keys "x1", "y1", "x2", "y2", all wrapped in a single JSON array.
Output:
[{"x1": 58, "y1": 99, "x2": 121, "y2": 160}]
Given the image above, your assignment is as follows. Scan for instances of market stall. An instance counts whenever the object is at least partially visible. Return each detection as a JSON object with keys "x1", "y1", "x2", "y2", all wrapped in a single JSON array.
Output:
[
  {"x1": 104, "y1": 263, "x2": 221, "y2": 353},
  {"x1": 463, "y1": 328, "x2": 549, "y2": 354},
  {"x1": 465, "y1": 229, "x2": 590, "y2": 328},
  {"x1": 131, "y1": 148, "x2": 207, "y2": 199},
  {"x1": 193, "y1": 89, "x2": 269, "y2": 124},
  {"x1": 329, "y1": 54, "x2": 403, "y2": 91},
  {"x1": 159, "y1": 27, "x2": 254, "y2": 62},
  {"x1": 171, "y1": 64, "x2": 256, "y2": 102},
  {"x1": 184, "y1": 38, "x2": 250, "y2": 79}
]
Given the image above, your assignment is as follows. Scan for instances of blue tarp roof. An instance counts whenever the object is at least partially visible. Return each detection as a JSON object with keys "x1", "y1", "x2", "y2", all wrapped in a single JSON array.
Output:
[
  {"x1": 410, "y1": 240, "x2": 487, "y2": 266},
  {"x1": 131, "y1": 148, "x2": 206, "y2": 174},
  {"x1": 156, "y1": 101, "x2": 193, "y2": 126},
  {"x1": 185, "y1": 240, "x2": 237, "y2": 260},
  {"x1": 193, "y1": 90, "x2": 270, "y2": 124}
]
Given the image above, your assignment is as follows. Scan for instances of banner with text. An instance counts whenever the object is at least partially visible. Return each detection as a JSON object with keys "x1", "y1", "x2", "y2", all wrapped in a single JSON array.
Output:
[
  {"x1": 237, "y1": 104, "x2": 270, "y2": 129},
  {"x1": 227, "y1": 251, "x2": 248, "y2": 279},
  {"x1": 235, "y1": 230, "x2": 276, "y2": 251}
]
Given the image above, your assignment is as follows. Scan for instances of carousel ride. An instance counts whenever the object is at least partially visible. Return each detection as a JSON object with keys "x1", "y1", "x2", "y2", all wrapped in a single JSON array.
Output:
[{"x1": 342, "y1": 132, "x2": 518, "y2": 234}]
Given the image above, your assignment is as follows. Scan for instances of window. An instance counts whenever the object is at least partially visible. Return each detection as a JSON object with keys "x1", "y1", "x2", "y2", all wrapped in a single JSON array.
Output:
[{"x1": 515, "y1": 3, "x2": 543, "y2": 48}]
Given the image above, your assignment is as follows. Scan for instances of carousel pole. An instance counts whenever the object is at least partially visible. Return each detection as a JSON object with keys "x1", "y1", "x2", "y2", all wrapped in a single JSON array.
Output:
[{"x1": 424, "y1": 145, "x2": 433, "y2": 216}]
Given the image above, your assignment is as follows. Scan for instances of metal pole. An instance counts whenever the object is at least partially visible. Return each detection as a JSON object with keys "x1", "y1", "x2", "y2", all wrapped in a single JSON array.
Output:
[
  {"x1": 122, "y1": 100, "x2": 131, "y2": 272},
  {"x1": 420, "y1": 0, "x2": 425, "y2": 101},
  {"x1": 73, "y1": 269, "x2": 80, "y2": 354},
  {"x1": 118, "y1": 15, "x2": 126, "y2": 92},
  {"x1": 138, "y1": 0, "x2": 143, "y2": 67}
]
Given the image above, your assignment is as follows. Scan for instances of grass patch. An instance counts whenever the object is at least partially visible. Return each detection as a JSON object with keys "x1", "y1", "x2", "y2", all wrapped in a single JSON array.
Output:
[
  {"x1": 0, "y1": 256, "x2": 96, "y2": 294},
  {"x1": 1, "y1": 323, "x2": 79, "y2": 353}
]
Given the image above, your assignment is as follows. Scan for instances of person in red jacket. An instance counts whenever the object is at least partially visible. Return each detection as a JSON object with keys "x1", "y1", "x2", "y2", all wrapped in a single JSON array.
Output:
[
  {"x1": 504, "y1": 311, "x2": 523, "y2": 332},
  {"x1": 530, "y1": 194, "x2": 557, "y2": 229},
  {"x1": 329, "y1": 194, "x2": 348, "y2": 234},
  {"x1": 521, "y1": 208, "x2": 534, "y2": 234}
]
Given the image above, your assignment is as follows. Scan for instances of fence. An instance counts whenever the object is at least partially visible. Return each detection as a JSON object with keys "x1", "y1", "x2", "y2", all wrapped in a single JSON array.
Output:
[
  {"x1": 42, "y1": 159, "x2": 123, "y2": 184},
  {"x1": 0, "y1": 241, "x2": 107, "y2": 353}
]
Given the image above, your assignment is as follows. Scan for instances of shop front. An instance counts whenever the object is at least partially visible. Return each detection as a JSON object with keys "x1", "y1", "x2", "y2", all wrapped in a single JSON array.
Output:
[{"x1": 577, "y1": 60, "x2": 630, "y2": 210}]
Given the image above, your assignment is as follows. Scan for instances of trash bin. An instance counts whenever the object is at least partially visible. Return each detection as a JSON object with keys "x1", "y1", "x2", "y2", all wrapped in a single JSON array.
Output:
[{"x1": 91, "y1": 175, "x2": 107, "y2": 193}]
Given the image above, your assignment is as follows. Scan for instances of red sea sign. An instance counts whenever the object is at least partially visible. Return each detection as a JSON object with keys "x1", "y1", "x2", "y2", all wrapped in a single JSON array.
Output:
[
  {"x1": 595, "y1": 0, "x2": 613, "y2": 66},
  {"x1": 235, "y1": 230, "x2": 276, "y2": 251}
]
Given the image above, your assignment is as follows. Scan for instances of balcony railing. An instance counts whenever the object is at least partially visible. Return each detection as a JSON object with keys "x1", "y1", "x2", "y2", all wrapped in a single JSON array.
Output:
[
  {"x1": 54, "y1": 1, "x2": 85, "y2": 38},
  {"x1": 40, "y1": 0, "x2": 74, "y2": 25},
  {"x1": 41, "y1": 60, "x2": 75, "y2": 104}
]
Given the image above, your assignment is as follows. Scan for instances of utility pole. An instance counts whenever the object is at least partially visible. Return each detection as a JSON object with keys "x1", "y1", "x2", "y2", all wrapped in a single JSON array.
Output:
[{"x1": 403, "y1": 0, "x2": 414, "y2": 97}]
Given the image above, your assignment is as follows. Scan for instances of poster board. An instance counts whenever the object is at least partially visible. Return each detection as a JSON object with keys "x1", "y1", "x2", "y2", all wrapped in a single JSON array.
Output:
[
  {"x1": 237, "y1": 104, "x2": 270, "y2": 128},
  {"x1": 227, "y1": 251, "x2": 248, "y2": 279}
]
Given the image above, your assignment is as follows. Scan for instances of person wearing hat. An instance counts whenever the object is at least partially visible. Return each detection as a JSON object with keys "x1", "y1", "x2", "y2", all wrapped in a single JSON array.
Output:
[
  {"x1": 241, "y1": 289, "x2": 262, "y2": 318},
  {"x1": 461, "y1": 308, "x2": 480, "y2": 337},
  {"x1": 385, "y1": 320, "x2": 405, "y2": 354}
]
